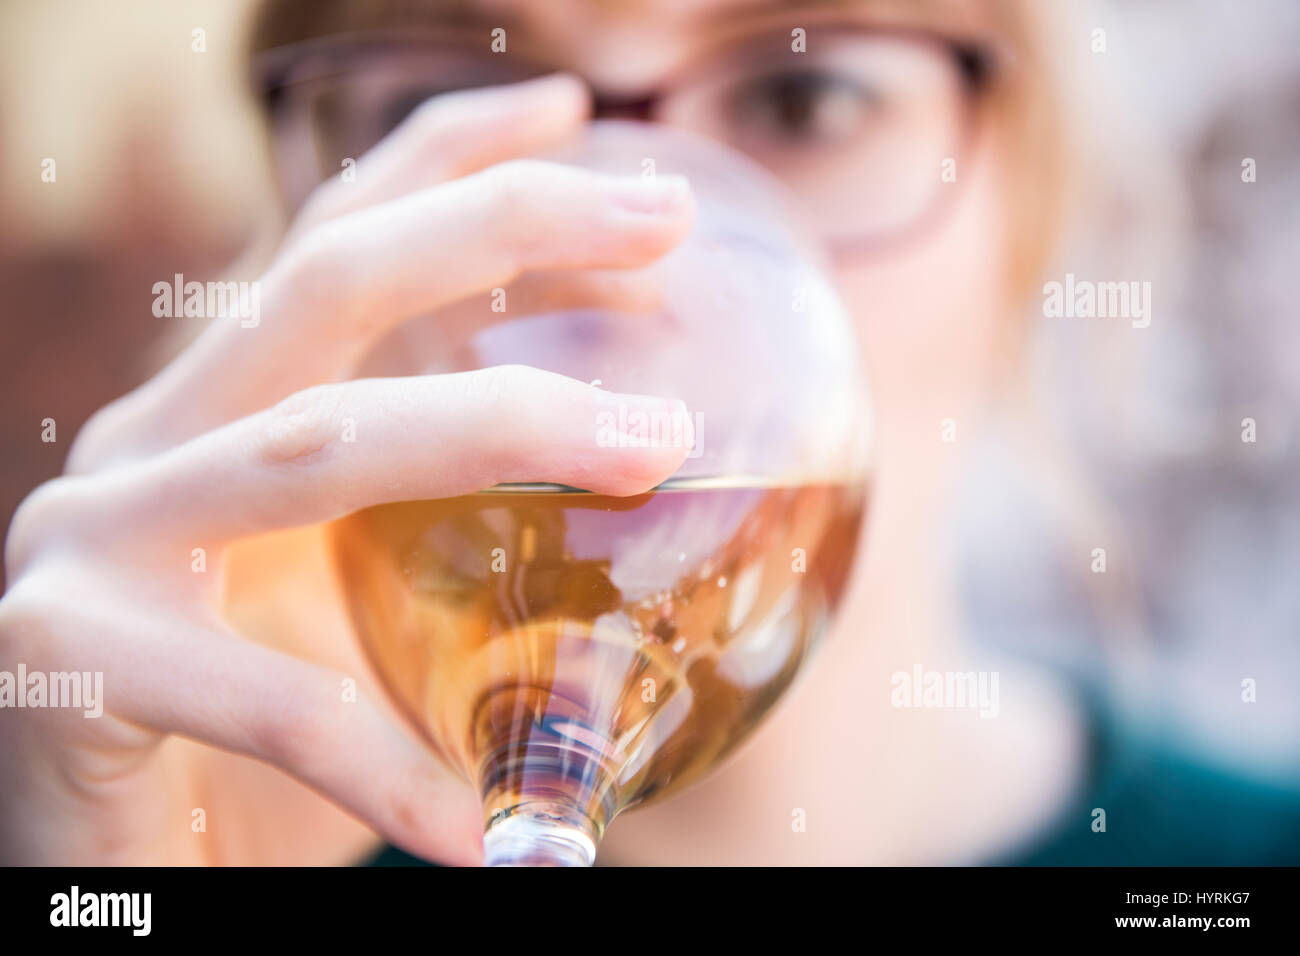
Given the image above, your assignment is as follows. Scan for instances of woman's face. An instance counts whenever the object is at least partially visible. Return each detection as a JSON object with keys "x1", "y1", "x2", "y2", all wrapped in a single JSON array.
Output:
[
  {"x1": 262, "y1": 0, "x2": 1013, "y2": 456},
  {"x1": 504, "y1": 0, "x2": 1012, "y2": 449}
]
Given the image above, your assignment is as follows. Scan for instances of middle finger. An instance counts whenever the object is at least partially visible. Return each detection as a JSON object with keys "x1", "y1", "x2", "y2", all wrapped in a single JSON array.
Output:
[{"x1": 79, "y1": 163, "x2": 693, "y2": 467}]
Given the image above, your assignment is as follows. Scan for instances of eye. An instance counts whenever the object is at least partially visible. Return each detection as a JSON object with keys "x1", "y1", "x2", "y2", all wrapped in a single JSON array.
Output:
[{"x1": 727, "y1": 70, "x2": 881, "y2": 146}]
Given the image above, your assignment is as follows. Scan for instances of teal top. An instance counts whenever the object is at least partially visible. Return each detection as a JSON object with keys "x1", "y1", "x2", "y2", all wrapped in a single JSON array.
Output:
[
  {"x1": 368, "y1": 691, "x2": 1300, "y2": 866},
  {"x1": 990, "y1": 689, "x2": 1300, "y2": 865}
]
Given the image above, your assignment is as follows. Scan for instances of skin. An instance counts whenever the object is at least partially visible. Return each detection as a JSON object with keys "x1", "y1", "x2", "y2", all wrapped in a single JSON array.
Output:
[{"x1": 0, "y1": 0, "x2": 1082, "y2": 865}]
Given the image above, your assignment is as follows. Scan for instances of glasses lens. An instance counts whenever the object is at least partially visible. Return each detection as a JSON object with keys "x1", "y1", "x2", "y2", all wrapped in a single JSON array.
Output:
[
  {"x1": 267, "y1": 40, "x2": 544, "y2": 185},
  {"x1": 660, "y1": 32, "x2": 970, "y2": 243},
  {"x1": 264, "y1": 32, "x2": 972, "y2": 244}
]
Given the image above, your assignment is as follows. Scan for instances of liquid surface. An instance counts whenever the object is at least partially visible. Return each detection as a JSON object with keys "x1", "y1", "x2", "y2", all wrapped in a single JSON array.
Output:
[{"x1": 330, "y1": 476, "x2": 866, "y2": 835}]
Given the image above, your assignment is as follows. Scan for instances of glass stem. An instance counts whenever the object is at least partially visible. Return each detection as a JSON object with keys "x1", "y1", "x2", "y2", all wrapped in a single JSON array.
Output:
[{"x1": 483, "y1": 800, "x2": 601, "y2": 866}]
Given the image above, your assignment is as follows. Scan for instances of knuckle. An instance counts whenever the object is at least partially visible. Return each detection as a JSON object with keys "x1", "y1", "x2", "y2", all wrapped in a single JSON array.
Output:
[
  {"x1": 0, "y1": 579, "x2": 37, "y2": 652},
  {"x1": 481, "y1": 161, "x2": 569, "y2": 231},
  {"x1": 461, "y1": 364, "x2": 540, "y2": 414},
  {"x1": 477, "y1": 160, "x2": 599, "y2": 264},
  {"x1": 291, "y1": 183, "x2": 337, "y2": 231},
  {"x1": 485, "y1": 158, "x2": 550, "y2": 203},
  {"x1": 5, "y1": 477, "x2": 85, "y2": 580},
  {"x1": 257, "y1": 384, "x2": 347, "y2": 468},
  {"x1": 275, "y1": 220, "x2": 359, "y2": 327},
  {"x1": 0, "y1": 571, "x2": 66, "y2": 663},
  {"x1": 65, "y1": 400, "x2": 130, "y2": 473},
  {"x1": 381, "y1": 96, "x2": 465, "y2": 178},
  {"x1": 459, "y1": 365, "x2": 570, "y2": 477}
]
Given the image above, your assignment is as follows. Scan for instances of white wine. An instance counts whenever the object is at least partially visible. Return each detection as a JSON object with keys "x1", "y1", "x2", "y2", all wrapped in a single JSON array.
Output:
[{"x1": 330, "y1": 476, "x2": 866, "y2": 854}]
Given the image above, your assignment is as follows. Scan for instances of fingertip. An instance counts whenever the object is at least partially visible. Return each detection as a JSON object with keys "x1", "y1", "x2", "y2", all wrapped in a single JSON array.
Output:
[
  {"x1": 458, "y1": 834, "x2": 487, "y2": 868},
  {"x1": 536, "y1": 72, "x2": 592, "y2": 111},
  {"x1": 434, "y1": 825, "x2": 486, "y2": 867},
  {"x1": 577, "y1": 391, "x2": 694, "y2": 496},
  {"x1": 418, "y1": 783, "x2": 487, "y2": 867},
  {"x1": 604, "y1": 443, "x2": 692, "y2": 497},
  {"x1": 507, "y1": 73, "x2": 591, "y2": 128}
]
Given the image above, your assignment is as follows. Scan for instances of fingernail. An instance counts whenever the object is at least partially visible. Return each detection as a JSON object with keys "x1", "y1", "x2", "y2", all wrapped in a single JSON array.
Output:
[{"x1": 602, "y1": 175, "x2": 691, "y2": 215}]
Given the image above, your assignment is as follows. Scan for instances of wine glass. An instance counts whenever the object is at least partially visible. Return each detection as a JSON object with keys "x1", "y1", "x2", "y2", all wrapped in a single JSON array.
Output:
[{"x1": 329, "y1": 122, "x2": 872, "y2": 865}]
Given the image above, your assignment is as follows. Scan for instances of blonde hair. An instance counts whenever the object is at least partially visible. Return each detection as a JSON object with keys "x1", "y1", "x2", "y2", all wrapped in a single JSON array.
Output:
[{"x1": 973, "y1": 0, "x2": 1188, "y2": 662}]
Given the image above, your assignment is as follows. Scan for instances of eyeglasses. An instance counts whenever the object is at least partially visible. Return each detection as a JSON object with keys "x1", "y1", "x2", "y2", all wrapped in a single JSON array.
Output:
[{"x1": 256, "y1": 24, "x2": 1002, "y2": 252}]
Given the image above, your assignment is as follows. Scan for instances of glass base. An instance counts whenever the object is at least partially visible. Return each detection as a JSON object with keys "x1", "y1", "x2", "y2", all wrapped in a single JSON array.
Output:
[{"x1": 483, "y1": 802, "x2": 599, "y2": 867}]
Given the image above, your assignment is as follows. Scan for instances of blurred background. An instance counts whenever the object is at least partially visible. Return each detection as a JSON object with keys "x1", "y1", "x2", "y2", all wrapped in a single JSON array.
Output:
[
  {"x1": 955, "y1": 0, "x2": 1300, "y2": 776},
  {"x1": 1, "y1": 0, "x2": 1297, "y2": 788}
]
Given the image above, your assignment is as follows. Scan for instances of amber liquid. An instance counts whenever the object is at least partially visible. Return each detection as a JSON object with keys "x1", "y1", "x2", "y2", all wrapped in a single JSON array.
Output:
[{"x1": 330, "y1": 476, "x2": 865, "y2": 840}]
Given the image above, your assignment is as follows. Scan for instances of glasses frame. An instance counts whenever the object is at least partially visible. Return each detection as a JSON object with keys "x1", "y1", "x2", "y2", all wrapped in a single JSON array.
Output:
[{"x1": 253, "y1": 24, "x2": 1011, "y2": 257}]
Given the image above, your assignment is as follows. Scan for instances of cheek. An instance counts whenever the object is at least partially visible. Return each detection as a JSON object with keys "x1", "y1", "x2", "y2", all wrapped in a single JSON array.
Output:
[{"x1": 832, "y1": 143, "x2": 1011, "y2": 442}]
